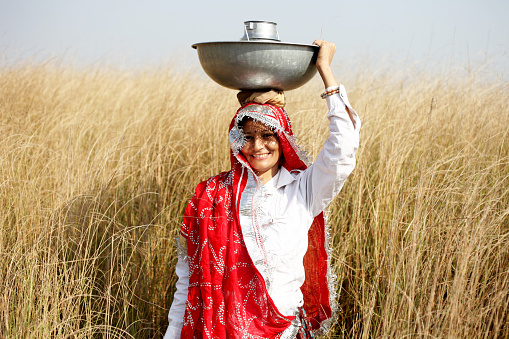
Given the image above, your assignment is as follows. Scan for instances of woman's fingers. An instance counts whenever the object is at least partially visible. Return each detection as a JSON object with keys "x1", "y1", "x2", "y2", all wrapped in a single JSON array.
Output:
[{"x1": 313, "y1": 40, "x2": 336, "y2": 68}]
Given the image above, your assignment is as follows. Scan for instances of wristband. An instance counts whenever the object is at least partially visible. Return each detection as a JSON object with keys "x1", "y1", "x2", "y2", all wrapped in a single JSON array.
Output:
[{"x1": 320, "y1": 87, "x2": 340, "y2": 99}]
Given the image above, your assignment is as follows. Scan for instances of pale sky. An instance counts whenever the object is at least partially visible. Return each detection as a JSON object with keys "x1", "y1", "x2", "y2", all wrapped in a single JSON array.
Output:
[{"x1": 1, "y1": 0, "x2": 508, "y2": 77}]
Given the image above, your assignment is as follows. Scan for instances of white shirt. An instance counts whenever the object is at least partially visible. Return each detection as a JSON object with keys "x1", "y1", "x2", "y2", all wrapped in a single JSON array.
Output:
[{"x1": 164, "y1": 85, "x2": 360, "y2": 338}]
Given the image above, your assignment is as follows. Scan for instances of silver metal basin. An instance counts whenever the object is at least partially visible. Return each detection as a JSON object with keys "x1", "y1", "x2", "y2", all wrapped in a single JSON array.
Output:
[{"x1": 192, "y1": 41, "x2": 319, "y2": 91}]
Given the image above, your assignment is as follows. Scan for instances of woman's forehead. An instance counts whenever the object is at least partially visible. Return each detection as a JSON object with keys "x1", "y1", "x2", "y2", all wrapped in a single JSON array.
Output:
[{"x1": 241, "y1": 119, "x2": 273, "y2": 132}]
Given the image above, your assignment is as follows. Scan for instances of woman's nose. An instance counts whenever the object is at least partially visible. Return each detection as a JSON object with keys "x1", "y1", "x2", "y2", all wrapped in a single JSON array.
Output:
[{"x1": 253, "y1": 137, "x2": 264, "y2": 150}]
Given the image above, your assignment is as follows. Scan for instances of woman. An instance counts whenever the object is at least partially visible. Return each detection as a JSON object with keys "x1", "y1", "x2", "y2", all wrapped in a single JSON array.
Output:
[{"x1": 164, "y1": 40, "x2": 360, "y2": 338}]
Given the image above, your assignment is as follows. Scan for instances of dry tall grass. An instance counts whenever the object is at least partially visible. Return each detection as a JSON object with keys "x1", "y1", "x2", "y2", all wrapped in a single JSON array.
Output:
[{"x1": 0, "y1": 59, "x2": 508, "y2": 338}]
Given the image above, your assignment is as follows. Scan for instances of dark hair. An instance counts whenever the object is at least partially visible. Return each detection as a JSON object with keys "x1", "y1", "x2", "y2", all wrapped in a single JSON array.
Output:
[{"x1": 238, "y1": 117, "x2": 275, "y2": 132}]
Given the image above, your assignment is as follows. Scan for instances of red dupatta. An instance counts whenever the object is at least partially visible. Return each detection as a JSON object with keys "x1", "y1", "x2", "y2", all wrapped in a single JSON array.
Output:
[{"x1": 180, "y1": 103, "x2": 333, "y2": 338}]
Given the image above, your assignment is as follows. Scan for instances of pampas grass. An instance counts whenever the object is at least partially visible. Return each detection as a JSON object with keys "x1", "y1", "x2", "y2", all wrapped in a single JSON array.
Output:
[{"x1": 0, "y1": 59, "x2": 507, "y2": 338}]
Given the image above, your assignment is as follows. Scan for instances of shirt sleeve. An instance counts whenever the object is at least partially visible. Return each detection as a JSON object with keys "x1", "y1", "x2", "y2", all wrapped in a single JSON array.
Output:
[
  {"x1": 300, "y1": 84, "x2": 361, "y2": 217},
  {"x1": 164, "y1": 254, "x2": 189, "y2": 339}
]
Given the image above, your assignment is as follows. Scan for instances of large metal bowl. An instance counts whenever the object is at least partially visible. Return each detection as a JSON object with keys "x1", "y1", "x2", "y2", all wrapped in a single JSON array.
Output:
[{"x1": 192, "y1": 41, "x2": 319, "y2": 91}]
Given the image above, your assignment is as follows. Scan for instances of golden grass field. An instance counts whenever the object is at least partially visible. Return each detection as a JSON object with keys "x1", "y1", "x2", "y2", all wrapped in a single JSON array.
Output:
[{"x1": 0, "y1": 59, "x2": 508, "y2": 338}]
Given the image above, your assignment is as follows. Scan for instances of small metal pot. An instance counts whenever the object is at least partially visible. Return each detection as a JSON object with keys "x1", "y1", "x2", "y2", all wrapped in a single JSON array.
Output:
[{"x1": 241, "y1": 21, "x2": 280, "y2": 41}]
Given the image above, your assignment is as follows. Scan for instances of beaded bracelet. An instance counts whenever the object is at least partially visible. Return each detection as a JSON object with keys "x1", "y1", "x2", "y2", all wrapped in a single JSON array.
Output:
[{"x1": 320, "y1": 87, "x2": 340, "y2": 99}]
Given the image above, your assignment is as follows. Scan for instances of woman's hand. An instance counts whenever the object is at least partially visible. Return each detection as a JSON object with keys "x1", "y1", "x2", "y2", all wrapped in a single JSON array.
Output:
[
  {"x1": 313, "y1": 39, "x2": 339, "y2": 89},
  {"x1": 313, "y1": 39, "x2": 336, "y2": 69}
]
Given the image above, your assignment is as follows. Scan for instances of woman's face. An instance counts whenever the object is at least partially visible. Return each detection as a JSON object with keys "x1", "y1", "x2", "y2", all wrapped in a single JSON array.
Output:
[{"x1": 240, "y1": 119, "x2": 281, "y2": 181}]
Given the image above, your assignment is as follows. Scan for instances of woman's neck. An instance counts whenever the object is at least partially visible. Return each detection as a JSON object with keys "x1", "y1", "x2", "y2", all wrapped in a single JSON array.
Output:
[{"x1": 256, "y1": 166, "x2": 280, "y2": 185}]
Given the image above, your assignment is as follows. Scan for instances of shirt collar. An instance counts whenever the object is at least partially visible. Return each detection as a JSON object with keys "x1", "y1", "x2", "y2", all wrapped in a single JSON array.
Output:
[
  {"x1": 275, "y1": 167, "x2": 297, "y2": 189},
  {"x1": 261, "y1": 166, "x2": 298, "y2": 191}
]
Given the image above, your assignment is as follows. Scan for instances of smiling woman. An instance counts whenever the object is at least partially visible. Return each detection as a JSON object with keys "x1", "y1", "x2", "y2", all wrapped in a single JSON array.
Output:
[{"x1": 164, "y1": 40, "x2": 361, "y2": 338}]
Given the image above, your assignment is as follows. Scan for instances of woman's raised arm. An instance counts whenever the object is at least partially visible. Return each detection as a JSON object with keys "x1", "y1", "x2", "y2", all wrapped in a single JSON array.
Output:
[
  {"x1": 313, "y1": 39, "x2": 355, "y2": 126},
  {"x1": 313, "y1": 39, "x2": 338, "y2": 89}
]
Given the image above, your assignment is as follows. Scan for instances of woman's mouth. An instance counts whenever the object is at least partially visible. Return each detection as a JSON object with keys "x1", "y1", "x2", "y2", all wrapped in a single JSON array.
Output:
[{"x1": 251, "y1": 153, "x2": 269, "y2": 160}]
